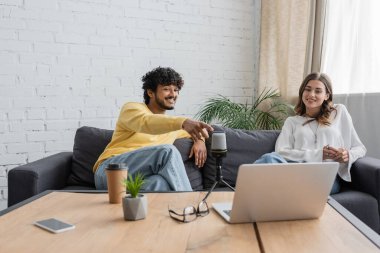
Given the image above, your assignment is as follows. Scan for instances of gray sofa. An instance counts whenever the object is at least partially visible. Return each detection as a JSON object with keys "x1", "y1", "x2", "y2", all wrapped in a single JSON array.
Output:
[{"x1": 8, "y1": 125, "x2": 380, "y2": 233}]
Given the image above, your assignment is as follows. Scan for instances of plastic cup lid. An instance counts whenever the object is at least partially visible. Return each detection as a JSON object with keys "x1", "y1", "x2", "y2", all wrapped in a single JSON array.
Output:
[{"x1": 106, "y1": 163, "x2": 128, "y2": 170}]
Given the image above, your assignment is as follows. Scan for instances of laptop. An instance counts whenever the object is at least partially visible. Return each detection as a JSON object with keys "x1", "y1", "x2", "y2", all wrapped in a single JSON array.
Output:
[{"x1": 212, "y1": 162, "x2": 339, "y2": 223}]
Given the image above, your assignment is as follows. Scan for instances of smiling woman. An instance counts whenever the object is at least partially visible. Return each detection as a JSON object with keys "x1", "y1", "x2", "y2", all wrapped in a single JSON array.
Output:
[
  {"x1": 254, "y1": 72, "x2": 367, "y2": 195},
  {"x1": 302, "y1": 80, "x2": 330, "y2": 117},
  {"x1": 295, "y1": 73, "x2": 334, "y2": 126}
]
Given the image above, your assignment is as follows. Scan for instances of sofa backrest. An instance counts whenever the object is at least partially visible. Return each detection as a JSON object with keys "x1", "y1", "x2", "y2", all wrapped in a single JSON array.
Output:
[
  {"x1": 67, "y1": 125, "x2": 280, "y2": 190},
  {"x1": 202, "y1": 125, "x2": 280, "y2": 188}
]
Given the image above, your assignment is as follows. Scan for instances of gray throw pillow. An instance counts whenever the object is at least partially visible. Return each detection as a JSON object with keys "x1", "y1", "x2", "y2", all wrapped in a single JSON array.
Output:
[
  {"x1": 68, "y1": 126, "x2": 113, "y2": 187},
  {"x1": 202, "y1": 125, "x2": 280, "y2": 189}
]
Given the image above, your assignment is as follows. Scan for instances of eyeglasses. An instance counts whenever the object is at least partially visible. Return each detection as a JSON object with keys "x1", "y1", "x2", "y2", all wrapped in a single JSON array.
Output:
[{"x1": 168, "y1": 200, "x2": 209, "y2": 223}]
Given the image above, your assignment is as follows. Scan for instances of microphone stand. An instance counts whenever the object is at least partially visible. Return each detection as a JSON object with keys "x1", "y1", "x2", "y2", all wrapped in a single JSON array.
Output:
[{"x1": 202, "y1": 150, "x2": 235, "y2": 202}]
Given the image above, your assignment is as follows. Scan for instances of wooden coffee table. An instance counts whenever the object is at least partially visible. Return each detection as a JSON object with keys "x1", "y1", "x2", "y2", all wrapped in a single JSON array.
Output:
[{"x1": 0, "y1": 191, "x2": 379, "y2": 253}]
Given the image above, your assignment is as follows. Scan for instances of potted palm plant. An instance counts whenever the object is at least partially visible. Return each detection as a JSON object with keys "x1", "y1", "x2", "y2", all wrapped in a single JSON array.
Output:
[
  {"x1": 122, "y1": 173, "x2": 147, "y2": 221},
  {"x1": 196, "y1": 88, "x2": 293, "y2": 130}
]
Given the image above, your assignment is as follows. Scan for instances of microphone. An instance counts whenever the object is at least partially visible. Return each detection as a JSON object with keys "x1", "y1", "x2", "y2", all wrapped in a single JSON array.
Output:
[
  {"x1": 201, "y1": 130, "x2": 235, "y2": 202},
  {"x1": 211, "y1": 131, "x2": 227, "y2": 158}
]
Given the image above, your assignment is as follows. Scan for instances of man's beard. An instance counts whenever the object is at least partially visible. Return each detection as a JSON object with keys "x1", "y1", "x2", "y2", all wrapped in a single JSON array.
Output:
[{"x1": 156, "y1": 96, "x2": 175, "y2": 110}]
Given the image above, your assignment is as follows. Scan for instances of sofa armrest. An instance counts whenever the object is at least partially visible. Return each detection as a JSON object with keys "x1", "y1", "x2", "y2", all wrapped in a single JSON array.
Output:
[
  {"x1": 8, "y1": 152, "x2": 73, "y2": 207},
  {"x1": 350, "y1": 157, "x2": 380, "y2": 200}
]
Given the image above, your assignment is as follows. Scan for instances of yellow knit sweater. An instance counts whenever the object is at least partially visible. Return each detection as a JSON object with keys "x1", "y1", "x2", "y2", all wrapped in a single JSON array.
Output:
[{"x1": 93, "y1": 102, "x2": 190, "y2": 172}]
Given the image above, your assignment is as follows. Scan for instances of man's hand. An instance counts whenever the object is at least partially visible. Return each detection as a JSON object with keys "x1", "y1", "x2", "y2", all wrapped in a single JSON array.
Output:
[
  {"x1": 182, "y1": 119, "x2": 214, "y2": 141},
  {"x1": 189, "y1": 139, "x2": 207, "y2": 168}
]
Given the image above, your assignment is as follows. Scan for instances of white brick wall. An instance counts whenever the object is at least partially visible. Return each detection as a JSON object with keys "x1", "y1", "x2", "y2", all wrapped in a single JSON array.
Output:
[{"x1": 0, "y1": 0, "x2": 259, "y2": 210}]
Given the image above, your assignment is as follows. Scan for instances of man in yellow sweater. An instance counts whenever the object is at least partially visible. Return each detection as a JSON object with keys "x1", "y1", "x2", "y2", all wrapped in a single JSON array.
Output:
[{"x1": 94, "y1": 67, "x2": 213, "y2": 191}]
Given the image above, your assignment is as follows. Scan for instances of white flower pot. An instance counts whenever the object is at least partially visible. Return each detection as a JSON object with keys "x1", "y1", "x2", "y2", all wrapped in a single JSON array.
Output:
[{"x1": 122, "y1": 194, "x2": 148, "y2": 221}]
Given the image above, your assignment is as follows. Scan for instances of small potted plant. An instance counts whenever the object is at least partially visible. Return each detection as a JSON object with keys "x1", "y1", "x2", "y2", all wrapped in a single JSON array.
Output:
[{"x1": 122, "y1": 173, "x2": 148, "y2": 221}]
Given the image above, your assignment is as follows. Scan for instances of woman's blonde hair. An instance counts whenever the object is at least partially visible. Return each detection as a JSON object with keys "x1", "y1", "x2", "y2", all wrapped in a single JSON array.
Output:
[{"x1": 295, "y1": 72, "x2": 336, "y2": 125}]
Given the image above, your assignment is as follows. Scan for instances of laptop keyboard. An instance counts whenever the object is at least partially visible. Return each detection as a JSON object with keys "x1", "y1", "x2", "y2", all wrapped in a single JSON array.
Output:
[{"x1": 223, "y1": 209, "x2": 231, "y2": 217}]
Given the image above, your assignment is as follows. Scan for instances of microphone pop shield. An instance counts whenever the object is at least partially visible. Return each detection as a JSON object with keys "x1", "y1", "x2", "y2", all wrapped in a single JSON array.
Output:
[{"x1": 211, "y1": 131, "x2": 227, "y2": 153}]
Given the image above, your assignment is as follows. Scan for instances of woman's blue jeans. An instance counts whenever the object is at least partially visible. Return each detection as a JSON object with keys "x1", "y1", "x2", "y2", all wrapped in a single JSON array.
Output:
[
  {"x1": 94, "y1": 144, "x2": 192, "y2": 192},
  {"x1": 254, "y1": 152, "x2": 341, "y2": 194}
]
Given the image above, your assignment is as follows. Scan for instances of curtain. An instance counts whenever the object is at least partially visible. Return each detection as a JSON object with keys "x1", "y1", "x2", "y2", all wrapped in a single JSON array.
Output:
[
  {"x1": 304, "y1": 0, "x2": 327, "y2": 74},
  {"x1": 258, "y1": 0, "x2": 311, "y2": 103},
  {"x1": 321, "y1": 0, "x2": 380, "y2": 94},
  {"x1": 321, "y1": 0, "x2": 380, "y2": 158}
]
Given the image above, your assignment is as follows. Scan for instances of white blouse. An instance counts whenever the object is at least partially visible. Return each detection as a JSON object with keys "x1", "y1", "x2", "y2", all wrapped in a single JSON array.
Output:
[{"x1": 275, "y1": 104, "x2": 366, "y2": 181}]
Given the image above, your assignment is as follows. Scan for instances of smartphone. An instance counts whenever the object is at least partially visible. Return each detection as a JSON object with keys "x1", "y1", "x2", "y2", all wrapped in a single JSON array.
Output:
[{"x1": 34, "y1": 218, "x2": 75, "y2": 233}]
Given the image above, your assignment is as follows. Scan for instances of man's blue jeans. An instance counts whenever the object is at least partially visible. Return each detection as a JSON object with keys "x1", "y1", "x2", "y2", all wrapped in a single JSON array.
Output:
[
  {"x1": 254, "y1": 152, "x2": 341, "y2": 194},
  {"x1": 94, "y1": 144, "x2": 192, "y2": 192}
]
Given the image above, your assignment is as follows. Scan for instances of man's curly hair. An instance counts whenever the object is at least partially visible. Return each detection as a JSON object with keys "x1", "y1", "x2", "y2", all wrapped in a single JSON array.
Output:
[{"x1": 141, "y1": 67, "x2": 184, "y2": 104}]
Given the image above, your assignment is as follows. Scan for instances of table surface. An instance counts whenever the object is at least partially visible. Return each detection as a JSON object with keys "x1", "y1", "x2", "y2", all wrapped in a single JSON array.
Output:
[{"x1": 0, "y1": 191, "x2": 379, "y2": 253}]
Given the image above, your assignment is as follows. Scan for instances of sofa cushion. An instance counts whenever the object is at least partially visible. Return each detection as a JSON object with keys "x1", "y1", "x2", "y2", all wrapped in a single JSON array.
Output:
[
  {"x1": 202, "y1": 125, "x2": 280, "y2": 188},
  {"x1": 67, "y1": 126, "x2": 113, "y2": 187},
  {"x1": 173, "y1": 138, "x2": 203, "y2": 190}
]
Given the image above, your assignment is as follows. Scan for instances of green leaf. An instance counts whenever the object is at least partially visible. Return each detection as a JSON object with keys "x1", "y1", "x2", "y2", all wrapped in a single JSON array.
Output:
[
  {"x1": 122, "y1": 173, "x2": 146, "y2": 198},
  {"x1": 196, "y1": 87, "x2": 293, "y2": 130}
]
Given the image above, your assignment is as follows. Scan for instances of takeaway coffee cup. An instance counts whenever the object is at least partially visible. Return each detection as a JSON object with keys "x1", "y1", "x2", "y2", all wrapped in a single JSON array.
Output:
[{"x1": 105, "y1": 163, "x2": 128, "y2": 204}]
